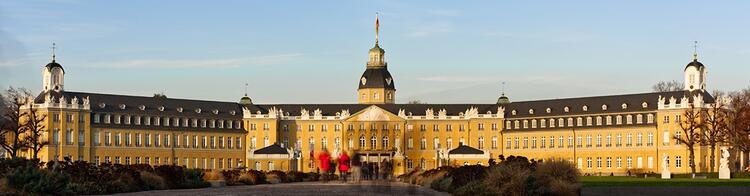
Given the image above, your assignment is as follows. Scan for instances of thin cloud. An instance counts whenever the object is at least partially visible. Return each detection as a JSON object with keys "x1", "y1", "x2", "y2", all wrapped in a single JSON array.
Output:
[
  {"x1": 89, "y1": 53, "x2": 304, "y2": 69},
  {"x1": 417, "y1": 76, "x2": 495, "y2": 83},
  {"x1": 404, "y1": 22, "x2": 453, "y2": 37},
  {"x1": 425, "y1": 9, "x2": 460, "y2": 17}
]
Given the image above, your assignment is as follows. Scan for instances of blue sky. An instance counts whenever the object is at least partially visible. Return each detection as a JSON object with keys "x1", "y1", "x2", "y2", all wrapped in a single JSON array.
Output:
[{"x1": 1, "y1": 1, "x2": 749, "y2": 103}]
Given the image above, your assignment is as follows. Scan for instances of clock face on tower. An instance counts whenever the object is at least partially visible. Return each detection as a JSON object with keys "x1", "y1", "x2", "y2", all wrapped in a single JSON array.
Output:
[{"x1": 361, "y1": 77, "x2": 367, "y2": 85}]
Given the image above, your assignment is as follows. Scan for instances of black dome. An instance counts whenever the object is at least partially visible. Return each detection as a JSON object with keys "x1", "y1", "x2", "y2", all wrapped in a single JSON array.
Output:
[
  {"x1": 45, "y1": 60, "x2": 65, "y2": 73},
  {"x1": 684, "y1": 59, "x2": 705, "y2": 71},
  {"x1": 358, "y1": 68, "x2": 395, "y2": 90}
]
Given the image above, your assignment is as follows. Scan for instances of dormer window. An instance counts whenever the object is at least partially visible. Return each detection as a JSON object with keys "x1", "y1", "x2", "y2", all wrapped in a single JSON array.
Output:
[
  {"x1": 621, "y1": 103, "x2": 628, "y2": 109},
  {"x1": 158, "y1": 106, "x2": 165, "y2": 111},
  {"x1": 529, "y1": 109, "x2": 534, "y2": 114},
  {"x1": 601, "y1": 105, "x2": 607, "y2": 110},
  {"x1": 212, "y1": 109, "x2": 219, "y2": 115},
  {"x1": 582, "y1": 105, "x2": 588, "y2": 111},
  {"x1": 138, "y1": 105, "x2": 146, "y2": 111},
  {"x1": 119, "y1": 104, "x2": 126, "y2": 110},
  {"x1": 98, "y1": 103, "x2": 106, "y2": 108},
  {"x1": 642, "y1": 102, "x2": 648, "y2": 108},
  {"x1": 177, "y1": 107, "x2": 183, "y2": 113},
  {"x1": 195, "y1": 108, "x2": 202, "y2": 113},
  {"x1": 546, "y1": 108, "x2": 551, "y2": 113},
  {"x1": 230, "y1": 111, "x2": 236, "y2": 115},
  {"x1": 511, "y1": 110, "x2": 517, "y2": 115},
  {"x1": 564, "y1": 107, "x2": 570, "y2": 113}
]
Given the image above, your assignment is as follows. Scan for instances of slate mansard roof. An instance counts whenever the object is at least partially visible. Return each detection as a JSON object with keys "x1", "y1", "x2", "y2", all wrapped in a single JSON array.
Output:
[
  {"x1": 35, "y1": 91, "x2": 244, "y2": 119},
  {"x1": 245, "y1": 90, "x2": 713, "y2": 118},
  {"x1": 245, "y1": 103, "x2": 499, "y2": 117},
  {"x1": 359, "y1": 68, "x2": 396, "y2": 90},
  {"x1": 503, "y1": 90, "x2": 714, "y2": 119},
  {"x1": 34, "y1": 89, "x2": 713, "y2": 122}
]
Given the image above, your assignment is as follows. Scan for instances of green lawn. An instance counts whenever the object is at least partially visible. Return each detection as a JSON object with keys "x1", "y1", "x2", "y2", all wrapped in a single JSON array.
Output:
[{"x1": 581, "y1": 176, "x2": 750, "y2": 187}]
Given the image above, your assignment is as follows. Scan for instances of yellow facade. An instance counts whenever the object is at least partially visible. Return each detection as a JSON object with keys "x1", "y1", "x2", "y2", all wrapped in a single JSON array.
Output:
[{"x1": 16, "y1": 17, "x2": 723, "y2": 177}]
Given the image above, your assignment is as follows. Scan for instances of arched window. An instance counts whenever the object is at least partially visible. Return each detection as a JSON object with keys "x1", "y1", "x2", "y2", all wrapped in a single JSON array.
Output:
[
  {"x1": 321, "y1": 137, "x2": 328, "y2": 150},
  {"x1": 359, "y1": 136, "x2": 365, "y2": 149},
  {"x1": 370, "y1": 136, "x2": 377, "y2": 149},
  {"x1": 382, "y1": 136, "x2": 389, "y2": 149},
  {"x1": 255, "y1": 161, "x2": 261, "y2": 170},
  {"x1": 268, "y1": 162, "x2": 274, "y2": 171}
]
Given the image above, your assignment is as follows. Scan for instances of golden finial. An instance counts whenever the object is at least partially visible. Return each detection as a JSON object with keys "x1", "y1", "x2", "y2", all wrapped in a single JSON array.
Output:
[{"x1": 375, "y1": 12, "x2": 380, "y2": 45}]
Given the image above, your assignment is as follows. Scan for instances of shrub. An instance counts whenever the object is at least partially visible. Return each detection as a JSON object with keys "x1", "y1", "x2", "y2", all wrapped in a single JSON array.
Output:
[
  {"x1": 453, "y1": 180, "x2": 489, "y2": 196},
  {"x1": 238, "y1": 170, "x2": 267, "y2": 185},
  {"x1": 203, "y1": 170, "x2": 225, "y2": 181},
  {"x1": 532, "y1": 160, "x2": 580, "y2": 195},
  {"x1": 266, "y1": 171, "x2": 285, "y2": 184},
  {"x1": 303, "y1": 172, "x2": 320, "y2": 182},
  {"x1": 222, "y1": 169, "x2": 242, "y2": 185},
  {"x1": 286, "y1": 171, "x2": 305, "y2": 182},
  {"x1": 4, "y1": 164, "x2": 72, "y2": 195},
  {"x1": 484, "y1": 163, "x2": 532, "y2": 196},
  {"x1": 180, "y1": 169, "x2": 210, "y2": 189},
  {"x1": 430, "y1": 176, "x2": 453, "y2": 192},
  {"x1": 139, "y1": 171, "x2": 166, "y2": 190},
  {"x1": 447, "y1": 165, "x2": 487, "y2": 191}
]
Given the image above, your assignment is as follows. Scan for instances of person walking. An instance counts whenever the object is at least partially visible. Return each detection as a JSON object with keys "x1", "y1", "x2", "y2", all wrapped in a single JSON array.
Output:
[
  {"x1": 338, "y1": 151, "x2": 350, "y2": 182},
  {"x1": 318, "y1": 149, "x2": 331, "y2": 182},
  {"x1": 351, "y1": 154, "x2": 361, "y2": 183}
]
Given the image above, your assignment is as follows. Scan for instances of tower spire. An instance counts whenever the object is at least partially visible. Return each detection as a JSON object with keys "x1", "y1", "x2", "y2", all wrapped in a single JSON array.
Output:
[
  {"x1": 693, "y1": 41, "x2": 698, "y2": 61},
  {"x1": 375, "y1": 12, "x2": 380, "y2": 45},
  {"x1": 52, "y1": 42, "x2": 57, "y2": 62},
  {"x1": 244, "y1": 83, "x2": 248, "y2": 96},
  {"x1": 501, "y1": 81, "x2": 506, "y2": 96}
]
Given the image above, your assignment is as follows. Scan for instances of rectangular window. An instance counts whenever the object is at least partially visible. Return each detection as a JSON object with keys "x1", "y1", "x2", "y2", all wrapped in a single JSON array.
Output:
[
  {"x1": 78, "y1": 129, "x2": 85, "y2": 146},
  {"x1": 65, "y1": 129, "x2": 73, "y2": 145}
]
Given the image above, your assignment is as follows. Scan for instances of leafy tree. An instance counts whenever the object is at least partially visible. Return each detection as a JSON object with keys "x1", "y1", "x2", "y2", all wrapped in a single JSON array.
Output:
[{"x1": 652, "y1": 80, "x2": 684, "y2": 92}]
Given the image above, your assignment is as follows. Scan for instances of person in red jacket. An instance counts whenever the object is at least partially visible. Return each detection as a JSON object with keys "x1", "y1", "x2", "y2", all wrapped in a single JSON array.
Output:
[
  {"x1": 338, "y1": 151, "x2": 350, "y2": 182},
  {"x1": 318, "y1": 149, "x2": 331, "y2": 182}
]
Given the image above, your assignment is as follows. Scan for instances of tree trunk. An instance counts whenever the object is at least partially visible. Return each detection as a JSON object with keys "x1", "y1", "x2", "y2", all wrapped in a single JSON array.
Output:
[
  {"x1": 710, "y1": 145, "x2": 716, "y2": 173},
  {"x1": 689, "y1": 145, "x2": 696, "y2": 175}
]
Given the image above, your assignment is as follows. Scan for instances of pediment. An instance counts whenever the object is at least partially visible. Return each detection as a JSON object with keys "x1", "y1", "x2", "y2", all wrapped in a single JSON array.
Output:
[{"x1": 345, "y1": 105, "x2": 404, "y2": 122}]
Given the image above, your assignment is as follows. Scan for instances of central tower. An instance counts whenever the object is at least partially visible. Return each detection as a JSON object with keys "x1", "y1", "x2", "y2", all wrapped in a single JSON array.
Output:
[{"x1": 358, "y1": 14, "x2": 396, "y2": 104}]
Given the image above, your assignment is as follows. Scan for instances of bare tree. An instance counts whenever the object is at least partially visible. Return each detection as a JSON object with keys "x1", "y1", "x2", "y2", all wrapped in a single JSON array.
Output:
[
  {"x1": 0, "y1": 87, "x2": 31, "y2": 158},
  {"x1": 652, "y1": 80, "x2": 685, "y2": 92},
  {"x1": 726, "y1": 88, "x2": 750, "y2": 170},
  {"x1": 21, "y1": 96, "x2": 48, "y2": 160},
  {"x1": 675, "y1": 103, "x2": 705, "y2": 176},
  {"x1": 700, "y1": 91, "x2": 729, "y2": 172}
]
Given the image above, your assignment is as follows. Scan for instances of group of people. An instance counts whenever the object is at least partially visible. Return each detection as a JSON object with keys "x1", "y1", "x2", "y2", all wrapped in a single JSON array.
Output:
[{"x1": 316, "y1": 149, "x2": 393, "y2": 183}]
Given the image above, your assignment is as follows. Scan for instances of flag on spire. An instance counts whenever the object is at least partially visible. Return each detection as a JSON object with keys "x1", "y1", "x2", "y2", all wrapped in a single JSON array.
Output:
[{"x1": 375, "y1": 13, "x2": 380, "y2": 45}]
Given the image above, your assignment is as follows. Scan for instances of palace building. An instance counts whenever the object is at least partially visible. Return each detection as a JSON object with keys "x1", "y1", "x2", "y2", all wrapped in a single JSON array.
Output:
[{"x1": 21, "y1": 16, "x2": 723, "y2": 176}]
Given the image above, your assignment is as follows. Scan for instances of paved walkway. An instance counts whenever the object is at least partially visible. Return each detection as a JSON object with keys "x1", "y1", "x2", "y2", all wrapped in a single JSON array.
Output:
[
  {"x1": 111, "y1": 181, "x2": 449, "y2": 196},
  {"x1": 582, "y1": 186, "x2": 750, "y2": 196}
]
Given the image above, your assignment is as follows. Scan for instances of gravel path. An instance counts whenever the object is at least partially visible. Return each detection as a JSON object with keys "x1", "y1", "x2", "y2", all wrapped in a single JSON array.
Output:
[{"x1": 110, "y1": 181, "x2": 449, "y2": 196}]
